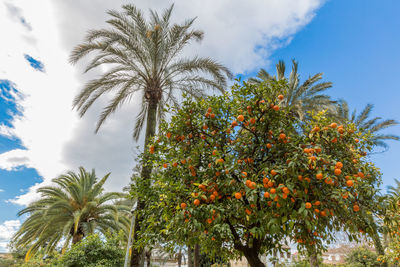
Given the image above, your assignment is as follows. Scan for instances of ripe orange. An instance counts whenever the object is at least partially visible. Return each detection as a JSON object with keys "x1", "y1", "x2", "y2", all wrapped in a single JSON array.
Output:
[
  {"x1": 282, "y1": 193, "x2": 288, "y2": 199},
  {"x1": 331, "y1": 137, "x2": 338, "y2": 143},
  {"x1": 163, "y1": 163, "x2": 168, "y2": 168},
  {"x1": 282, "y1": 187, "x2": 290, "y2": 194},
  {"x1": 320, "y1": 210, "x2": 327, "y2": 217},
  {"x1": 166, "y1": 132, "x2": 172, "y2": 138},
  {"x1": 330, "y1": 123, "x2": 337, "y2": 129},
  {"x1": 298, "y1": 175, "x2": 303, "y2": 181},
  {"x1": 271, "y1": 170, "x2": 277, "y2": 176},
  {"x1": 181, "y1": 203, "x2": 187, "y2": 209},
  {"x1": 264, "y1": 192, "x2": 270, "y2": 198},
  {"x1": 346, "y1": 180, "x2": 354, "y2": 187},
  {"x1": 279, "y1": 133, "x2": 286, "y2": 140},
  {"x1": 353, "y1": 204, "x2": 360, "y2": 212},
  {"x1": 314, "y1": 208, "x2": 320, "y2": 213},
  {"x1": 172, "y1": 162, "x2": 178, "y2": 167},
  {"x1": 209, "y1": 195, "x2": 216, "y2": 201},
  {"x1": 207, "y1": 107, "x2": 212, "y2": 113},
  {"x1": 249, "y1": 182, "x2": 256, "y2": 189},
  {"x1": 314, "y1": 201, "x2": 321, "y2": 206},
  {"x1": 273, "y1": 105, "x2": 280, "y2": 111},
  {"x1": 266, "y1": 143, "x2": 272, "y2": 149},
  {"x1": 245, "y1": 180, "x2": 251, "y2": 187},
  {"x1": 194, "y1": 199, "x2": 200, "y2": 206},
  {"x1": 278, "y1": 94, "x2": 284, "y2": 100},
  {"x1": 245, "y1": 208, "x2": 252, "y2": 215},
  {"x1": 242, "y1": 172, "x2": 248, "y2": 178},
  {"x1": 316, "y1": 173, "x2": 323, "y2": 180},
  {"x1": 235, "y1": 192, "x2": 242, "y2": 199},
  {"x1": 237, "y1": 115, "x2": 245, "y2": 122},
  {"x1": 232, "y1": 120, "x2": 238, "y2": 127},
  {"x1": 334, "y1": 168, "x2": 342, "y2": 176},
  {"x1": 250, "y1": 118, "x2": 256, "y2": 124},
  {"x1": 305, "y1": 202, "x2": 312, "y2": 209},
  {"x1": 149, "y1": 146, "x2": 155, "y2": 154},
  {"x1": 335, "y1": 162, "x2": 343, "y2": 169},
  {"x1": 355, "y1": 138, "x2": 359, "y2": 143},
  {"x1": 181, "y1": 159, "x2": 187, "y2": 164},
  {"x1": 203, "y1": 125, "x2": 208, "y2": 130},
  {"x1": 358, "y1": 172, "x2": 365, "y2": 178},
  {"x1": 270, "y1": 188, "x2": 276, "y2": 194}
]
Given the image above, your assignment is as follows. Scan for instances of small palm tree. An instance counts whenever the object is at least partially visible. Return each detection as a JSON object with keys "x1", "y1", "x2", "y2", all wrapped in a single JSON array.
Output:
[
  {"x1": 334, "y1": 100, "x2": 399, "y2": 151},
  {"x1": 12, "y1": 167, "x2": 130, "y2": 260},
  {"x1": 249, "y1": 59, "x2": 334, "y2": 120}
]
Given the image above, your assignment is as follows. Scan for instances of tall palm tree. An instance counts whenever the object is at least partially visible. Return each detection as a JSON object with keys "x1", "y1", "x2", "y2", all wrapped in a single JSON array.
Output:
[
  {"x1": 12, "y1": 167, "x2": 130, "y2": 261},
  {"x1": 334, "y1": 100, "x2": 399, "y2": 151},
  {"x1": 248, "y1": 59, "x2": 334, "y2": 120},
  {"x1": 69, "y1": 4, "x2": 232, "y2": 266}
]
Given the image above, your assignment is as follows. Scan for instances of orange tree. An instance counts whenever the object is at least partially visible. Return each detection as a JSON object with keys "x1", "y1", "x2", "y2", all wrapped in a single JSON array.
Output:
[{"x1": 133, "y1": 80, "x2": 382, "y2": 267}]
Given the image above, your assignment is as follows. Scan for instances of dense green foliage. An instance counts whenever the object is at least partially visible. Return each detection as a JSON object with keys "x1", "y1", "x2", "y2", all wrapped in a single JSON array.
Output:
[
  {"x1": 53, "y1": 232, "x2": 125, "y2": 267},
  {"x1": 12, "y1": 167, "x2": 130, "y2": 259},
  {"x1": 345, "y1": 246, "x2": 379, "y2": 267}
]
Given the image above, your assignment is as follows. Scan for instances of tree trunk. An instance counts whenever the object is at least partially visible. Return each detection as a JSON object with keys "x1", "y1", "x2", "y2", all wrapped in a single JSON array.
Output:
[
  {"x1": 72, "y1": 233, "x2": 83, "y2": 245},
  {"x1": 130, "y1": 102, "x2": 158, "y2": 267},
  {"x1": 177, "y1": 249, "x2": 182, "y2": 267},
  {"x1": 188, "y1": 246, "x2": 193, "y2": 267},
  {"x1": 145, "y1": 250, "x2": 151, "y2": 267},
  {"x1": 309, "y1": 255, "x2": 319, "y2": 267},
  {"x1": 243, "y1": 249, "x2": 265, "y2": 267},
  {"x1": 194, "y1": 244, "x2": 200, "y2": 267},
  {"x1": 369, "y1": 216, "x2": 388, "y2": 267}
]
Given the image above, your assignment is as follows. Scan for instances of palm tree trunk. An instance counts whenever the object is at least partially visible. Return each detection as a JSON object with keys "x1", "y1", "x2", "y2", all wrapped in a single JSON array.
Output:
[
  {"x1": 188, "y1": 246, "x2": 193, "y2": 267},
  {"x1": 72, "y1": 233, "x2": 83, "y2": 244},
  {"x1": 177, "y1": 249, "x2": 182, "y2": 267},
  {"x1": 130, "y1": 101, "x2": 158, "y2": 267},
  {"x1": 194, "y1": 244, "x2": 200, "y2": 267}
]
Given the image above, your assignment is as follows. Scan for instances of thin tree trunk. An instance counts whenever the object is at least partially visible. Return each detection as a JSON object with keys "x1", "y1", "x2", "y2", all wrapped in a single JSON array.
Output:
[
  {"x1": 188, "y1": 246, "x2": 193, "y2": 267},
  {"x1": 242, "y1": 249, "x2": 265, "y2": 267},
  {"x1": 130, "y1": 102, "x2": 158, "y2": 267},
  {"x1": 145, "y1": 250, "x2": 151, "y2": 267},
  {"x1": 194, "y1": 244, "x2": 200, "y2": 267},
  {"x1": 177, "y1": 249, "x2": 182, "y2": 267},
  {"x1": 309, "y1": 255, "x2": 319, "y2": 267},
  {"x1": 369, "y1": 216, "x2": 388, "y2": 267}
]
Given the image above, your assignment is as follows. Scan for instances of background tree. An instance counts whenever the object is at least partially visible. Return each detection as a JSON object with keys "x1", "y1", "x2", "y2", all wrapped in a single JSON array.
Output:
[
  {"x1": 134, "y1": 79, "x2": 382, "y2": 267},
  {"x1": 12, "y1": 167, "x2": 129, "y2": 260},
  {"x1": 345, "y1": 246, "x2": 379, "y2": 267},
  {"x1": 248, "y1": 60, "x2": 334, "y2": 120},
  {"x1": 334, "y1": 100, "x2": 399, "y2": 152},
  {"x1": 70, "y1": 4, "x2": 232, "y2": 266}
]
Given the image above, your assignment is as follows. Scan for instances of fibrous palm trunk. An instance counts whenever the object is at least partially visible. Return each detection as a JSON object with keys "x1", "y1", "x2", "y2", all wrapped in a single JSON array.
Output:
[
  {"x1": 188, "y1": 246, "x2": 193, "y2": 267},
  {"x1": 130, "y1": 101, "x2": 158, "y2": 267}
]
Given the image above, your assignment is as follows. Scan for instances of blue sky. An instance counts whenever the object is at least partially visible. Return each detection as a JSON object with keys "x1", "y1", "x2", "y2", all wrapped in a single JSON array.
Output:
[{"x1": 0, "y1": 0, "x2": 399, "y2": 251}]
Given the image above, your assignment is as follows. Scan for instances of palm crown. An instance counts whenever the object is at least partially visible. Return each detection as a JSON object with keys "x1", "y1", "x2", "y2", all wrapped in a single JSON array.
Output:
[
  {"x1": 335, "y1": 100, "x2": 399, "y2": 151},
  {"x1": 12, "y1": 167, "x2": 130, "y2": 259},
  {"x1": 248, "y1": 60, "x2": 334, "y2": 120},
  {"x1": 70, "y1": 4, "x2": 232, "y2": 140}
]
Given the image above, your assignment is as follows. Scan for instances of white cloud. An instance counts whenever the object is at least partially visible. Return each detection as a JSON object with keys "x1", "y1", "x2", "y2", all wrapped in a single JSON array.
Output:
[
  {"x1": 0, "y1": 189, "x2": 4, "y2": 193},
  {"x1": 0, "y1": 0, "x2": 324, "y2": 206},
  {"x1": 0, "y1": 220, "x2": 21, "y2": 252}
]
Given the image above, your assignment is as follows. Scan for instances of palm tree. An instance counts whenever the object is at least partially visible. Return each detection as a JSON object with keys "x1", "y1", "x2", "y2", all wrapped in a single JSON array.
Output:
[
  {"x1": 248, "y1": 59, "x2": 334, "y2": 120},
  {"x1": 334, "y1": 100, "x2": 399, "y2": 151},
  {"x1": 69, "y1": 4, "x2": 232, "y2": 266},
  {"x1": 12, "y1": 167, "x2": 130, "y2": 260}
]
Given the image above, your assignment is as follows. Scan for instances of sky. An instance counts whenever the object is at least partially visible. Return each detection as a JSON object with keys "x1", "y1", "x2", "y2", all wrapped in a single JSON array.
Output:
[{"x1": 0, "y1": 0, "x2": 399, "y2": 252}]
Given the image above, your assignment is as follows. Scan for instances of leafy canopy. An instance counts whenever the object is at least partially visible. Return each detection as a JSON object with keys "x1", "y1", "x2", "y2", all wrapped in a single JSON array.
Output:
[{"x1": 133, "y1": 79, "x2": 382, "y2": 264}]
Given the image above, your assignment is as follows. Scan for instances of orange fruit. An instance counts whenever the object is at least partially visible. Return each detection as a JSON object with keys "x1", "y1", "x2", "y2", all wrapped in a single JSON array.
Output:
[
  {"x1": 271, "y1": 170, "x2": 277, "y2": 176},
  {"x1": 181, "y1": 203, "x2": 187, "y2": 209},
  {"x1": 330, "y1": 123, "x2": 337, "y2": 128},
  {"x1": 305, "y1": 202, "x2": 312, "y2": 209},
  {"x1": 270, "y1": 188, "x2": 276, "y2": 194},
  {"x1": 278, "y1": 94, "x2": 284, "y2": 100},
  {"x1": 234, "y1": 192, "x2": 242, "y2": 199},
  {"x1": 149, "y1": 146, "x2": 155, "y2": 154},
  {"x1": 181, "y1": 159, "x2": 187, "y2": 164},
  {"x1": 355, "y1": 138, "x2": 359, "y2": 143},
  {"x1": 232, "y1": 120, "x2": 238, "y2": 127},
  {"x1": 353, "y1": 204, "x2": 360, "y2": 212},
  {"x1": 249, "y1": 182, "x2": 256, "y2": 189},
  {"x1": 242, "y1": 172, "x2": 248, "y2": 178},
  {"x1": 237, "y1": 115, "x2": 245, "y2": 122},
  {"x1": 194, "y1": 199, "x2": 200, "y2": 206},
  {"x1": 264, "y1": 192, "x2": 270, "y2": 198},
  {"x1": 245, "y1": 208, "x2": 252, "y2": 215},
  {"x1": 279, "y1": 133, "x2": 286, "y2": 139},
  {"x1": 166, "y1": 132, "x2": 172, "y2": 138},
  {"x1": 172, "y1": 162, "x2": 178, "y2": 167},
  {"x1": 209, "y1": 195, "x2": 216, "y2": 201},
  {"x1": 203, "y1": 124, "x2": 208, "y2": 130},
  {"x1": 346, "y1": 180, "x2": 354, "y2": 187},
  {"x1": 331, "y1": 137, "x2": 337, "y2": 143},
  {"x1": 358, "y1": 172, "x2": 365, "y2": 178},
  {"x1": 320, "y1": 210, "x2": 327, "y2": 217},
  {"x1": 334, "y1": 168, "x2": 342, "y2": 176},
  {"x1": 335, "y1": 162, "x2": 343, "y2": 169},
  {"x1": 266, "y1": 143, "x2": 272, "y2": 149},
  {"x1": 282, "y1": 187, "x2": 290, "y2": 194},
  {"x1": 298, "y1": 175, "x2": 303, "y2": 181},
  {"x1": 316, "y1": 173, "x2": 323, "y2": 180},
  {"x1": 314, "y1": 201, "x2": 321, "y2": 206},
  {"x1": 163, "y1": 163, "x2": 168, "y2": 168},
  {"x1": 250, "y1": 118, "x2": 256, "y2": 124},
  {"x1": 273, "y1": 105, "x2": 280, "y2": 111}
]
